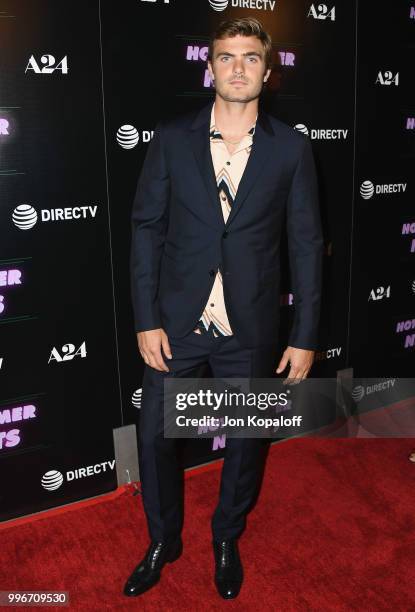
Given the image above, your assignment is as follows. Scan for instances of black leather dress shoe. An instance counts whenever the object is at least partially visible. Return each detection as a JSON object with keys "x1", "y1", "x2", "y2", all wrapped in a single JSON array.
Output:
[
  {"x1": 123, "y1": 536, "x2": 182, "y2": 597},
  {"x1": 212, "y1": 538, "x2": 243, "y2": 599}
]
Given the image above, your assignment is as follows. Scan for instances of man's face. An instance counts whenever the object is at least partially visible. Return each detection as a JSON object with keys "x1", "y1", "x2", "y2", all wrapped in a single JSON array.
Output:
[{"x1": 208, "y1": 34, "x2": 271, "y2": 103}]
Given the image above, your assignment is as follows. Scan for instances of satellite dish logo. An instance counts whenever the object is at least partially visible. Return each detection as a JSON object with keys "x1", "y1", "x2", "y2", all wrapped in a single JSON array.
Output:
[
  {"x1": 293, "y1": 123, "x2": 309, "y2": 136},
  {"x1": 12, "y1": 204, "x2": 38, "y2": 230},
  {"x1": 41, "y1": 470, "x2": 64, "y2": 491},
  {"x1": 352, "y1": 385, "x2": 365, "y2": 402},
  {"x1": 116, "y1": 125, "x2": 139, "y2": 149},
  {"x1": 209, "y1": 0, "x2": 228, "y2": 11},
  {"x1": 132, "y1": 388, "x2": 143, "y2": 409},
  {"x1": 360, "y1": 180, "x2": 375, "y2": 200}
]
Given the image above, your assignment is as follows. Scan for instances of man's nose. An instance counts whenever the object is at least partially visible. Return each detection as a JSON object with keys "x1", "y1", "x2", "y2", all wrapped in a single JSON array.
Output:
[{"x1": 233, "y1": 58, "x2": 244, "y2": 75}]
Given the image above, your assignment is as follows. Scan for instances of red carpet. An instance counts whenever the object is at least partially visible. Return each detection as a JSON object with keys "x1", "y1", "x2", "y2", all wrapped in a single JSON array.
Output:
[{"x1": 2, "y1": 439, "x2": 415, "y2": 611}]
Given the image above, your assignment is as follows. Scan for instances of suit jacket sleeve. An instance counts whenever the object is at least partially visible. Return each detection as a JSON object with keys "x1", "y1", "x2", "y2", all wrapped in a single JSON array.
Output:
[
  {"x1": 130, "y1": 120, "x2": 170, "y2": 332},
  {"x1": 286, "y1": 136, "x2": 324, "y2": 351}
]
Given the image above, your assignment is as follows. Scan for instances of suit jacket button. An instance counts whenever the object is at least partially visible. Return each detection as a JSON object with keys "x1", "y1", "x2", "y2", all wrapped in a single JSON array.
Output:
[
  {"x1": 223, "y1": 231, "x2": 228, "y2": 238},
  {"x1": 209, "y1": 269, "x2": 215, "y2": 276}
]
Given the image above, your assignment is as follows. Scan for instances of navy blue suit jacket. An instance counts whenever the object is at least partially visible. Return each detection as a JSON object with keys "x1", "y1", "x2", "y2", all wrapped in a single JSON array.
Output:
[{"x1": 130, "y1": 100, "x2": 323, "y2": 350}]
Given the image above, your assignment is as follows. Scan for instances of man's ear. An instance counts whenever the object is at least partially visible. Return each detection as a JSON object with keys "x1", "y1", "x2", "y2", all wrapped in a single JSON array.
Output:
[
  {"x1": 207, "y1": 60, "x2": 214, "y2": 81},
  {"x1": 264, "y1": 67, "x2": 271, "y2": 82}
]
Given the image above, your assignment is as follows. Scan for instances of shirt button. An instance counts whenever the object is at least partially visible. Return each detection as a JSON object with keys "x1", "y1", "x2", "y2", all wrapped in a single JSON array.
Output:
[
  {"x1": 209, "y1": 269, "x2": 215, "y2": 276},
  {"x1": 210, "y1": 303, "x2": 215, "y2": 307},
  {"x1": 226, "y1": 161, "x2": 231, "y2": 165},
  {"x1": 221, "y1": 196, "x2": 226, "y2": 201}
]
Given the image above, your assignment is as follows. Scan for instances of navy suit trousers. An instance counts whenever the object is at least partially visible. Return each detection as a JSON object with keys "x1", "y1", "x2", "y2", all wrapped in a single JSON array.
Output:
[{"x1": 136, "y1": 327, "x2": 279, "y2": 542}]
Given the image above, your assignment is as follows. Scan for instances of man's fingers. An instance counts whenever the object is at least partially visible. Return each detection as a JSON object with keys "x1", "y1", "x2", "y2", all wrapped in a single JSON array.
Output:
[
  {"x1": 284, "y1": 368, "x2": 310, "y2": 384},
  {"x1": 147, "y1": 346, "x2": 169, "y2": 372},
  {"x1": 140, "y1": 350, "x2": 150, "y2": 366},
  {"x1": 139, "y1": 343, "x2": 168, "y2": 372},
  {"x1": 136, "y1": 330, "x2": 172, "y2": 372},
  {"x1": 161, "y1": 334, "x2": 172, "y2": 360},
  {"x1": 277, "y1": 346, "x2": 314, "y2": 383},
  {"x1": 283, "y1": 365, "x2": 302, "y2": 385},
  {"x1": 276, "y1": 354, "x2": 289, "y2": 374}
]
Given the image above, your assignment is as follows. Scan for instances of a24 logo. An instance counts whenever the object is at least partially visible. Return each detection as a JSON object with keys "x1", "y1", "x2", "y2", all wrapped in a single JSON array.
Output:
[
  {"x1": 48, "y1": 342, "x2": 87, "y2": 363},
  {"x1": 25, "y1": 55, "x2": 68, "y2": 74},
  {"x1": 308, "y1": 4, "x2": 336, "y2": 21},
  {"x1": 375, "y1": 70, "x2": 399, "y2": 86},
  {"x1": 368, "y1": 286, "x2": 391, "y2": 301}
]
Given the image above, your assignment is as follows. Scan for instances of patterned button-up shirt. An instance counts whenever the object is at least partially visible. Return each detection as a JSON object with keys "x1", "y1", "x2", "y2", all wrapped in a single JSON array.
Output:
[{"x1": 194, "y1": 102, "x2": 257, "y2": 337}]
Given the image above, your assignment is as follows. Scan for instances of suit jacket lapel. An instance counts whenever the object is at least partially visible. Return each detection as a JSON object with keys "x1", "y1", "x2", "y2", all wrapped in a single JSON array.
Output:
[
  {"x1": 188, "y1": 101, "x2": 224, "y2": 226},
  {"x1": 188, "y1": 99, "x2": 276, "y2": 228},
  {"x1": 225, "y1": 107, "x2": 275, "y2": 228}
]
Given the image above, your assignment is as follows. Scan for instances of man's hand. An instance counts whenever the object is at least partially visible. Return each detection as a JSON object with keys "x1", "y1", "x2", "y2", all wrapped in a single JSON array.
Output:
[
  {"x1": 276, "y1": 346, "x2": 315, "y2": 384},
  {"x1": 137, "y1": 328, "x2": 172, "y2": 372}
]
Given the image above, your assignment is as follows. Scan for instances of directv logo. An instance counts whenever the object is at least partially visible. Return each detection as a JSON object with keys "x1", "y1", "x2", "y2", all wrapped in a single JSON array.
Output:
[
  {"x1": 12, "y1": 204, "x2": 38, "y2": 230},
  {"x1": 209, "y1": 0, "x2": 228, "y2": 9},
  {"x1": 12, "y1": 204, "x2": 98, "y2": 229},
  {"x1": 132, "y1": 388, "x2": 143, "y2": 408},
  {"x1": 360, "y1": 181, "x2": 375, "y2": 200},
  {"x1": 352, "y1": 385, "x2": 365, "y2": 402},
  {"x1": 360, "y1": 180, "x2": 407, "y2": 199},
  {"x1": 352, "y1": 379, "x2": 396, "y2": 403},
  {"x1": 208, "y1": 0, "x2": 276, "y2": 11},
  {"x1": 293, "y1": 123, "x2": 348, "y2": 140},
  {"x1": 41, "y1": 460, "x2": 116, "y2": 491},
  {"x1": 116, "y1": 126, "x2": 154, "y2": 149},
  {"x1": 41, "y1": 470, "x2": 64, "y2": 491},
  {"x1": 116, "y1": 125, "x2": 139, "y2": 149}
]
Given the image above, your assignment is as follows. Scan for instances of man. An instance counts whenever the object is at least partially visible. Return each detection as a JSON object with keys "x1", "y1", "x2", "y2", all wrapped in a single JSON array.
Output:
[{"x1": 124, "y1": 17, "x2": 323, "y2": 599}]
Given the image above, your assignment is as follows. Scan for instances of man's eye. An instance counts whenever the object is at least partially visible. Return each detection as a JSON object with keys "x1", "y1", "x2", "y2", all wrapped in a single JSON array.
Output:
[{"x1": 248, "y1": 57, "x2": 257, "y2": 62}]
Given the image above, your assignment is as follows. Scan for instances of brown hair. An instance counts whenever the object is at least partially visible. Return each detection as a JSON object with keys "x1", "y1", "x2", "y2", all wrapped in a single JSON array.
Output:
[{"x1": 207, "y1": 17, "x2": 273, "y2": 71}]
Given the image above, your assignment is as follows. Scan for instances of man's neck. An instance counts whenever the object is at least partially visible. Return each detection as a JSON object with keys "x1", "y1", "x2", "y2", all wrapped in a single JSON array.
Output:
[{"x1": 213, "y1": 97, "x2": 258, "y2": 136}]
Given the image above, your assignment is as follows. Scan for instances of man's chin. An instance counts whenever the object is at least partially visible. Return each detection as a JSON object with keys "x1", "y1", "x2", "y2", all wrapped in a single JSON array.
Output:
[{"x1": 216, "y1": 90, "x2": 260, "y2": 103}]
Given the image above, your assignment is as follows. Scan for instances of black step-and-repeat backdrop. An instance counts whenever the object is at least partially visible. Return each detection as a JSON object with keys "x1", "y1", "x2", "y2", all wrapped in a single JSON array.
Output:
[
  {"x1": 0, "y1": 0, "x2": 413, "y2": 521},
  {"x1": 350, "y1": 2, "x2": 414, "y2": 377},
  {"x1": 0, "y1": 1, "x2": 122, "y2": 521}
]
